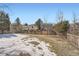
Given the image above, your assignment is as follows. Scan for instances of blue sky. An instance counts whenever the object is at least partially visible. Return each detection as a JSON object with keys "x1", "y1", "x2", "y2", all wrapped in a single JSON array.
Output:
[{"x1": 0, "y1": 3, "x2": 79, "y2": 24}]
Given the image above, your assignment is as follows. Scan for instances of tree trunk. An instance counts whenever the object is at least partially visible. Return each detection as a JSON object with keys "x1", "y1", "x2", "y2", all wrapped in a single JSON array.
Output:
[{"x1": 2, "y1": 30, "x2": 4, "y2": 34}]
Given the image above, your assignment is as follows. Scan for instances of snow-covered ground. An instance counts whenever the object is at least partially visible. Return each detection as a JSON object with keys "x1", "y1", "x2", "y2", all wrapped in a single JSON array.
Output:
[{"x1": 0, "y1": 34, "x2": 56, "y2": 56}]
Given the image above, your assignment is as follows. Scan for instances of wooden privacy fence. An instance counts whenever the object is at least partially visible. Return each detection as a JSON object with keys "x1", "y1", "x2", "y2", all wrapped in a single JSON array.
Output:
[{"x1": 67, "y1": 34, "x2": 79, "y2": 48}]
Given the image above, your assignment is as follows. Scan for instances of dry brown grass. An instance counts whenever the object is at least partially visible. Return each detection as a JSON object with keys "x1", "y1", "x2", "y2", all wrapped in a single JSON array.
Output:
[{"x1": 29, "y1": 34, "x2": 79, "y2": 56}]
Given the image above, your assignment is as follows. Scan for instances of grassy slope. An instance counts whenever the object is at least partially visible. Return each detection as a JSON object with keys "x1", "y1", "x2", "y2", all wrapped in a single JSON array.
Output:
[{"x1": 30, "y1": 34, "x2": 79, "y2": 56}]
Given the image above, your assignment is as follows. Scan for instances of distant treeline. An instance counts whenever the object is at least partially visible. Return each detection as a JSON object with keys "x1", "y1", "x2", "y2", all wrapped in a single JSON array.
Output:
[{"x1": 0, "y1": 10, "x2": 79, "y2": 36}]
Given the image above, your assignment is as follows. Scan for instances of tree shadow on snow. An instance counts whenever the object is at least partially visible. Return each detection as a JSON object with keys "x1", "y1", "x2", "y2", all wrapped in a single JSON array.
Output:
[{"x1": 0, "y1": 34, "x2": 17, "y2": 38}]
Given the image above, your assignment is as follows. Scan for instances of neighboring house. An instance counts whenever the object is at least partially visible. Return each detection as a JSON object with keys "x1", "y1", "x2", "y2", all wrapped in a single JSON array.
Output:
[
  {"x1": 21, "y1": 23, "x2": 54, "y2": 34},
  {"x1": 22, "y1": 25, "x2": 29, "y2": 31},
  {"x1": 28, "y1": 24, "x2": 38, "y2": 31},
  {"x1": 10, "y1": 22, "x2": 56, "y2": 35},
  {"x1": 22, "y1": 24, "x2": 38, "y2": 31},
  {"x1": 41, "y1": 23, "x2": 55, "y2": 35},
  {"x1": 10, "y1": 23, "x2": 38, "y2": 33},
  {"x1": 68, "y1": 23, "x2": 79, "y2": 35},
  {"x1": 41, "y1": 23, "x2": 53, "y2": 31}
]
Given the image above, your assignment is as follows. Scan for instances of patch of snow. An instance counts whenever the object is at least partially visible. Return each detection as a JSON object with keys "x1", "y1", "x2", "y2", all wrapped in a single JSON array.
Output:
[{"x1": 0, "y1": 34, "x2": 56, "y2": 56}]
